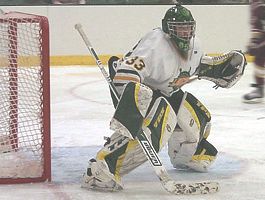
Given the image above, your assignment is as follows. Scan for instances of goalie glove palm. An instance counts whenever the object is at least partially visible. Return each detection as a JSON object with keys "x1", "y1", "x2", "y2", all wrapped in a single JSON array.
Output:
[{"x1": 197, "y1": 50, "x2": 246, "y2": 88}]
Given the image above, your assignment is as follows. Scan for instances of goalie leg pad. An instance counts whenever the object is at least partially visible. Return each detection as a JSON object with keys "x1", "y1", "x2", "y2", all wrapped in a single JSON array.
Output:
[
  {"x1": 110, "y1": 82, "x2": 153, "y2": 139},
  {"x1": 187, "y1": 138, "x2": 218, "y2": 172},
  {"x1": 143, "y1": 96, "x2": 177, "y2": 152},
  {"x1": 90, "y1": 97, "x2": 177, "y2": 183},
  {"x1": 168, "y1": 92, "x2": 213, "y2": 169},
  {"x1": 112, "y1": 97, "x2": 177, "y2": 173},
  {"x1": 176, "y1": 92, "x2": 211, "y2": 143},
  {"x1": 94, "y1": 131, "x2": 146, "y2": 179},
  {"x1": 82, "y1": 131, "x2": 142, "y2": 190},
  {"x1": 168, "y1": 129, "x2": 199, "y2": 169},
  {"x1": 81, "y1": 158, "x2": 124, "y2": 191},
  {"x1": 168, "y1": 132, "x2": 217, "y2": 172}
]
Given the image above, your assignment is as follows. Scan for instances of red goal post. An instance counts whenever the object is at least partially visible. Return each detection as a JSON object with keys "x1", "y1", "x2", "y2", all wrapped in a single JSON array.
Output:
[{"x1": 0, "y1": 11, "x2": 51, "y2": 183}]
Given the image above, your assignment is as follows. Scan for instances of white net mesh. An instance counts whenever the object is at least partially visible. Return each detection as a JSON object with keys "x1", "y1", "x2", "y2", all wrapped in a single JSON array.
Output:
[{"x1": 0, "y1": 12, "x2": 50, "y2": 181}]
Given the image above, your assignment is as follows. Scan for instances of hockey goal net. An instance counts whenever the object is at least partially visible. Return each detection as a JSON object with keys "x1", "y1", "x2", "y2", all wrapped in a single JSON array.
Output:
[{"x1": 0, "y1": 11, "x2": 51, "y2": 183}]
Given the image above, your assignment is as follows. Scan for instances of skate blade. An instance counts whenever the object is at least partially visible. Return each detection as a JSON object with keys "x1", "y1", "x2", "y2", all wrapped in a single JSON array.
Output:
[{"x1": 242, "y1": 98, "x2": 264, "y2": 104}]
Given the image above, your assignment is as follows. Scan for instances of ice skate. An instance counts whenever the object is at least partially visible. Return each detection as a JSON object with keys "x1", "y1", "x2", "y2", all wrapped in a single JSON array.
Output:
[
  {"x1": 243, "y1": 84, "x2": 264, "y2": 103},
  {"x1": 81, "y1": 159, "x2": 123, "y2": 191}
]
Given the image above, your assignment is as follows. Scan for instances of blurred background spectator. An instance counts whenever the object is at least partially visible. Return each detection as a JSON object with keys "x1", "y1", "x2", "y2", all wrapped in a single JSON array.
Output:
[
  {"x1": 0, "y1": 0, "x2": 51, "y2": 5},
  {"x1": 0, "y1": 0, "x2": 250, "y2": 6},
  {"x1": 0, "y1": 0, "x2": 52, "y2": 6},
  {"x1": 85, "y1": 0, "x2": 249, "y2": 5},
  {"x1": 52, "y1": 0, "x2": 86, "y2": 4}
]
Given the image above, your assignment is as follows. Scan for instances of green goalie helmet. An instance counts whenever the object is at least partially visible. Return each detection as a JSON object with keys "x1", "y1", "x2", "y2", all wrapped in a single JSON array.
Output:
[{"x1": 162, "y1": 5, "x2": 196, "y2": 53}]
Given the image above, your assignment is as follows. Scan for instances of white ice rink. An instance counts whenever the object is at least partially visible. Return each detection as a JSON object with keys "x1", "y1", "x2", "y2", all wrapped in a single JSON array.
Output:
[{"x1": 0, "y1": 63, "x2": 264, "y2": 200}]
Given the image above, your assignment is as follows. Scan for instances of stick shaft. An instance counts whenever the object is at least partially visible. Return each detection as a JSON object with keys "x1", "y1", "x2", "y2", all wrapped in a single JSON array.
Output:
[{"x1": 75, "y1": 23, "x2": 119, "y2": 100}]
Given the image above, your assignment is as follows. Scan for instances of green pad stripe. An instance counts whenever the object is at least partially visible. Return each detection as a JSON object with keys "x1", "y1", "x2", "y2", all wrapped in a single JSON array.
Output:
[
  {"x1": 105, "y1": 142, "x2": 129, "y2": 175},
  {"x1": 148, "y1": 98, "x2": 169, "y2": 152},
  {"x1": 113, "y1": 82, "x2": 144, "y2": 138},
  {"x1": 185, "y1": 93, "x2": 211, "y2": 136}
]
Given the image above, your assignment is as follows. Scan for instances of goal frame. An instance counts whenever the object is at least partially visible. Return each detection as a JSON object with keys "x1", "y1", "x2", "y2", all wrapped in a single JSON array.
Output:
[{"x1": 0, "y1": 11, "x2": 51, "y2": 184}]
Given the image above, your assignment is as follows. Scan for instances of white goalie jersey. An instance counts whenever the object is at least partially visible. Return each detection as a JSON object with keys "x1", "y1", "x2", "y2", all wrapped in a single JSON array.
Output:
[{"x1": 113, "y1": 28, "x2": 203, "y2": 96}]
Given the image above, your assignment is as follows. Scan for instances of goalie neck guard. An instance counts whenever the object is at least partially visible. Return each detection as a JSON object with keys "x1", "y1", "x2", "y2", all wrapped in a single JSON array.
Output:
[{"x1": 162, "y1": 4, "x2": 196, "y2": 53}]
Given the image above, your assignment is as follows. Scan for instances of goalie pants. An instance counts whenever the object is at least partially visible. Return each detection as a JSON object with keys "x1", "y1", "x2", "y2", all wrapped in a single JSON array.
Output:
[{"x1": 95, "y1": 88, "x2": 217, "y2": 182}]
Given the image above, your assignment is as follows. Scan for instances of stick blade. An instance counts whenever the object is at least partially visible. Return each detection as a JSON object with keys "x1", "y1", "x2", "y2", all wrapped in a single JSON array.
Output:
[{"x1": 163, "y1": 180, "x2": 219, "y2": 195}]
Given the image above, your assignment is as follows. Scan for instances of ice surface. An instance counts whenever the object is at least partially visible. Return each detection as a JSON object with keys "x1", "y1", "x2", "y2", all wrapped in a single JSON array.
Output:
[{"x1": 0, "y1": 64, "x2": 264, "y2": 200}]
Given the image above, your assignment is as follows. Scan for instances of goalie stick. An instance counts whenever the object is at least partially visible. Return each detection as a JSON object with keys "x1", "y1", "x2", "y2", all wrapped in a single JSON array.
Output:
[{"x1": 75, "y1": 23, "x2": 219, "y2": 195}]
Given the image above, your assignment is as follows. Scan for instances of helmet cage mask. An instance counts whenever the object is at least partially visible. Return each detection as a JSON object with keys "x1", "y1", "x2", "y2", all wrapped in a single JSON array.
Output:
[
  {"x1": 162, "y1": 5, "x2": 196, "y2": 53},
  {"x1": 167, "y1": 20, "x2": 196, "y2": 52},
  {"x1": 167, "y1": 21, "x2": 196, "y2": 42}
]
